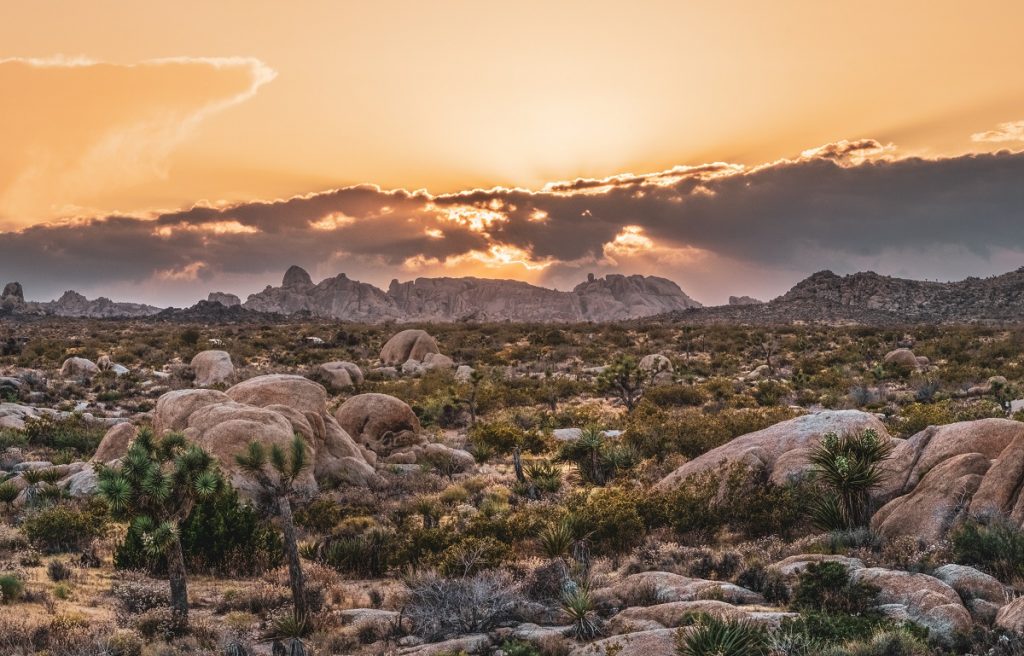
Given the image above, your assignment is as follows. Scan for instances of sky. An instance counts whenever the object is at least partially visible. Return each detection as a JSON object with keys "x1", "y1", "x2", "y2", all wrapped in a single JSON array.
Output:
[{"x1": 2, "y1": 1, "x2": 1024, "y2": 306}]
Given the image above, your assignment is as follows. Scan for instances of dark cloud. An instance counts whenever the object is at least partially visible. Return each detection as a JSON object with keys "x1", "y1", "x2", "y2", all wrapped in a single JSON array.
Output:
[{"x1": 2, "y1": 145, "x2": 1024, "y2": 305}]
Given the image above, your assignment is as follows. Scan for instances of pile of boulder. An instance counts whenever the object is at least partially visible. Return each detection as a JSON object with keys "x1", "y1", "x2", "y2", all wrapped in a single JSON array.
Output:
[{"x1": 378, "y1": 329, "x2": 454, "y2": 376}]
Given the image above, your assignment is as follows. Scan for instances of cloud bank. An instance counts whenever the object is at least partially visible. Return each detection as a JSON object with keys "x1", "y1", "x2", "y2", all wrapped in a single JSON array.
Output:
[
  {"x1": 2, "y1": 138, "x2": 1024, "y2": 306},
  {"x1": 0, "y1": 56, "x2": 275, "y2": 226}
]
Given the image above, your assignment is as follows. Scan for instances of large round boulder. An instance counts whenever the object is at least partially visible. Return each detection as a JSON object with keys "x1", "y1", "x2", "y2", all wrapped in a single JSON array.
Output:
[
  {"x1": 380, "y1": 329, "x2": 439, "y2": 366},
  {"x1": 317, "y1": 361, "x2": 364, "y2": 391},
  {"x1": 93, "y1": 422, "x2": 138, "y2": 463},
  {"x1": 334, "y1": 393, "x2": 423, "y2": 456},
  {"x1": 154, "y1": 388, "x2": 231, "y2": 434},
  {"x1": 850, "y1": 568, "x2": 971, "y2": 642},
  {"x1": 190, "y1": 350, "x2": 234, "y2": 387},
  {"x1": 226, "y1": 374, "x2": 327, "y2": 415},
  {"x1": 639, "y1": 354, "x2": 673, "y2": 373},
  {"x1": 883, "y1": 348, "x2": 920, "y2": 371},
  {"x1": 655, "y1": 410, "x2": 893, "y2": 491},
  {"x1": 60, "y1": 357, "x2": 99, "y2": 380}
]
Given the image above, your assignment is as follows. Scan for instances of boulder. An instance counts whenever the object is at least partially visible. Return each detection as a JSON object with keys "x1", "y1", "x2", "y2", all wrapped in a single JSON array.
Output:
[
  {"x1": 568, "y1": 628, "x2": 677, "y2": 656},
  {"x1": 769, "y1": 554, "x2": 864, "y2": 576},
  {"x1": 599, "y1": 572, "x2": 763, "y2": 607},
  {"x1": 380, "y1": 329, "x2": 440, "y2": 366},
  {"x1": 883, "y1": 348, "x2": 920, "y2": 370},
  {"x1": 932, "y1": 564, "x2": 1006, "y2": 606},
  {"x1": 639, "y1": 354, "x2": 673, "y2": 373},
  {"x1": 154, "y1": 389, "x2": 231, "y2": 434},
  {"x1": 226, "y1": 374, "x2": 328, "y2": 415},
  {"x1": 609, "y1": 600, "x2": 751, "y2": 633},
  {"x1": 208, "y1": 291, "x2": 241, "y2": 307},
  {"x1": 871, "y1": 453, "x2": 990, "y2": 542},
  {"x1": 317, "y1": 361, "x2": 364, "y2": 391},
  {"x1": 655, "y1": 410, "x2": 892, "y2": 491},
  {"x1": 455, "y1": 365, "x2": 475, "y2": 383},
  {"x1": 190, "y1": 350, "x2": 233, "y2": 387},
  {"x1": 850, "y1": 568, "x2": 971, "y2": 642},
  {"x1": 93, "y1": 423, "x2": 138, "y2": 463},
  {"x1": 60, "y1": 357, "x2": 99, "y2": 380},
  {"x1": 422, "y1": 352, "x2": 454, "y2": 370},
  {"x1": 335, "y1": 393, "x2": 424, "y2": 456},
  {"x1": 62, "y1": 468, "x2": 99, "y2": 497},
  {"x1": 996, "y1": 597, "x2": 1024, "y2": 633}
]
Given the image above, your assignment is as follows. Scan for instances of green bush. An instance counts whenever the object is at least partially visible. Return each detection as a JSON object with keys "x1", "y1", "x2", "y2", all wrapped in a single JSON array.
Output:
[
  {"x1": 950, "y1": 514, "x2": 1024, "y2": 583},
  {"x1": 0, "y1": 573, "x2": 24, "y2": 603},
  {"x1": 791, "y1": 562, "x2": 878, "y2": 614},
  {"x1": 22, "y1": 414, "x2": 105, "y2": 457},
  {"x1": 566, "y1": 487, "x2": 648, "y2": 556},
  {"x1": 675, "y1": 613, "x2": 766, "y2": 655},
  {"x1": 22, "y1": 499, "x2": 109, "y2": 553},
  {"x1": 115, "y1": 486, "x2": 282, "y2": 576}
]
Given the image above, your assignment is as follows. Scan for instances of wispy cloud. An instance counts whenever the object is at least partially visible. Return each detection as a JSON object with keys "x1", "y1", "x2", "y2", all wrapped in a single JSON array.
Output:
[{"x1": 971, "y1": 120, "x2": 1024, "y2": 143}]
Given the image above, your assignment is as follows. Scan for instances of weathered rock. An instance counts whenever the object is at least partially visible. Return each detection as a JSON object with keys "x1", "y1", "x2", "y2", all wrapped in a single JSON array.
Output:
[
  {"x1": 599, "y1": 572, "x2": 763, "y2": 607},
  {"x1": 399, "y1": 633, "x2": 491, "y2": 655},
  {"x1": 207, "y1": 291, "x2": 241, "y2": 307},
  {"x1": 417, "y1": 443, "x2": 475, "y2": 472},
  {"x1": 872, "y1": 452, "x2": 990, "y2": 542},
  {"x1": 317, "y1": 361, "x2": 364, "y2": 391},
  {"x1": 60, "y1": 357, "x2": 99, "y2": 380},
  {"x1": 381, "y1": 329, "x2": 440, "y2": 366},
  {"x1": 62, "y1": 467, "x2": 99, "y2": 497},
  {"x1": 996, "y1": 597, "x2": 1024, "y2": 633},
  {"x1": 851, "y1": 568, "x2": 971, "y2": 642},
  {"x1": 93, "y1": 423, "x2": 138, "y2": 463},
  {"x1": 609, "y1": 600, "x2": 751, "y2": 633},
  {"x1": 932, "y1": 564, "x2": 1006, "y2": 605},
  {"x1": 568, "y1": 628, "x2": 677, "y2": 656},
  {"x1": 422, "y1": 352, "x2": 454, "y2": 370},
  {"x1": 190, "y1": 350, "x2": 233, "y2": 387},
  {"x1": 226, "y1": 374, "x2": 327, "y2": 415},
  {"x1": 454, "y1": 365, "x2": 475, "y2": 383},
  {"x1": 769, "y1": 554, "x2": 864, "y2": 576},
  {"x1": 883, "y1": 348, "x2": 920, "y2": 370},
  {"x1": 656, "y1": 410, "x2": 892, "y2": 491},
  {"x1": 154, "y1": 389, "x2": 232, "y2": 434},
  {"x1": 335, "y1": 393, "x2": 424, "y2": 456},
  {"x1": 639, "y1": 354, "x2": 673, "y2": 373}
]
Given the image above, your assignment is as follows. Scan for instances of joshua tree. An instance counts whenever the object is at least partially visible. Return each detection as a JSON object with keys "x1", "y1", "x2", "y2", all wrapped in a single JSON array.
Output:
[
  {"x1": 453, "y1": 368, "x2": 484, "y2": 426},
  {"x1": 235, "y1": 435, "x2": 311, "y2": 623},
  {"x1": 97, "y1": 429, "x2": 220, "y2": 631},
  {"x1": 598, "y1": 356, "x2": 646, "y2": 411},
  {"x1": 808, "y1": 429, "x2": 894, "y2": 531}
]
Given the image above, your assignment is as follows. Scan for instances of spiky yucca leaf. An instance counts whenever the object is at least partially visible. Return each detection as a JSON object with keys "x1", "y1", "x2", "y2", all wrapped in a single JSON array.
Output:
[{"x1": 675, "y1": 614, "x2": 766, "y2": 656}]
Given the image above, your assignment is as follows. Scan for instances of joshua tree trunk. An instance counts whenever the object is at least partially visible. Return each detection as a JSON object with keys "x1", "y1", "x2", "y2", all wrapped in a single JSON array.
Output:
[
  {"x1": 167, "y1": 534, "x2": 189, "y2": 631},
  {"x1": 278, "y1": 495, "x2": 308, "y2": 621}
]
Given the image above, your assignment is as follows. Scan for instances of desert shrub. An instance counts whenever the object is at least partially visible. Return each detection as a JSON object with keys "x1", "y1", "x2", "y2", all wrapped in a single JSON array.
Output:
[
  {"x1": 435, "y1": 535, "x2": 510, "y2": 577},
  {"x1": 791, "y1": 562, "x2": 878, "y2": 615},
  {"x1": 216, "y1": 581, "x2": 291, "y2": 614},
  {"x1": 754, "y1": 380, "x2": 789, "y2": 407},
  {"x1": 404, "y1": 569, "x2": 523, "y2": 641},
  {"x1": 950, "y1": 514, "x2": 1024, "y2": 583},
  {"x1": 469, "y1": 418, "x2": 547, "y2": 456},
  {"x1": 115, "y1": 485, "x2": 282, "y2": 576},
  {"x1": 22, "y1": 414, "x2": 105, "y2": 456},
  {"x1": 662, "y1": 464, "x2": 807, "y2": 541},
  {"x1": 295, "y1": 497, "x2": 344, "y2": 533},
  {"x1": 820, "y1": 627, "x2": 931, "y2": 656},
  {"x1": 0, "y1": 573, "x2": 24, "y2": 603},
  {"x1": 47, "y1": 559, "x2": 74, "y2": 581},
  {"x1": 566, "y1": 486, "x2": 648, "y2": 556},
  {"x1": 624, "y1": 403, "x2": 796, "y2": 461},
  {"x1": 22, "y1": 498, "x2": 109, "y2": 553},
  {"x1": 0, "y1": 480, "x2": 19, "y2": 504},
  {"x1": 112, "y1": 573, "x2": 170, "y2": 614},
  {"x1": 315, "y1": 527, "x2": 396, "y2": 578},
  {"x1": 644, "y1": 384, "x2": 706, "y2": 408}
]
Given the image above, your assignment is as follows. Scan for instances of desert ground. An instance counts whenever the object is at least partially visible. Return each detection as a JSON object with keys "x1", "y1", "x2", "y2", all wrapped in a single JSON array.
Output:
[{"x1": 3, "y1": 318, "x2": 1024, "y2": 655}]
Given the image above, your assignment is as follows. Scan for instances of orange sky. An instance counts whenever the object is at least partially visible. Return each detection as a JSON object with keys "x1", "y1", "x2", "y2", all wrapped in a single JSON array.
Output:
[{"x1": 3, "y1": 0, "x2": 1024, "y2": 229}]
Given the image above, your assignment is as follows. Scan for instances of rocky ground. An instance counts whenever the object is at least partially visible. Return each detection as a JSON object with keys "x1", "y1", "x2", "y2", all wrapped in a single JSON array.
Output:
[{"x1": 3, "y1": 320, "x2": 1024, "y2": 655}]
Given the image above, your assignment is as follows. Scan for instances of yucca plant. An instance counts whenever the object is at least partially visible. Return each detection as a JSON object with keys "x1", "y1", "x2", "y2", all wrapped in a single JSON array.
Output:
[
  {"x1": 261, "y1": 610, "x2": 313, "y2": 656},
  {"x1": 808, "y1": 429, "x2": 894, "y2": 531},
  {"x1": 525, "y1": 458, "x2": 562, "y2": 493},
  {"x1": 562, "y1": 585, "x2": 602, "y2": 640},
  {"x1": 97, "y1": 428, "x2": 221, "y2": 631},
  {"x1": 538, "y1": 518, "x2": 574, "y2": 559},
  {"x1": 0, "y1": 480, "x2": 18, "y2": 504},
  {"x1": 675, "y1": 614, "x2": 766, "y2": 656},
  {"x1": 235, "y1": 434, "x2": 311, "y2": 622}
]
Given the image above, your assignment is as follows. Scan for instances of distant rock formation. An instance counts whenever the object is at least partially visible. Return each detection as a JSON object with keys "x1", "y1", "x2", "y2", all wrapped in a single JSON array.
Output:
[
  {"x1": 0, "y1": 282, "x2": 161, "y2": 318},
  {"x1": 242, "y1": 266, "x2": 702, "y2": 322},
  {"x1": 663, "y1": 268, "x2": 1024, "y2": 325},
  {"x1": 728, "y1": 295, "x2": 764, "y2": 306},
  {"x1": 207, "y1": 292, "x2": 241, "y2": 307}
]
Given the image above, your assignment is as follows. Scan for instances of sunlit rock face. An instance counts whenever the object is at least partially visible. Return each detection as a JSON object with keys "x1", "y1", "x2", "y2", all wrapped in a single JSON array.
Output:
[{"x1": 242, "y1": 266, "x2": 701, "y2": 322}]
